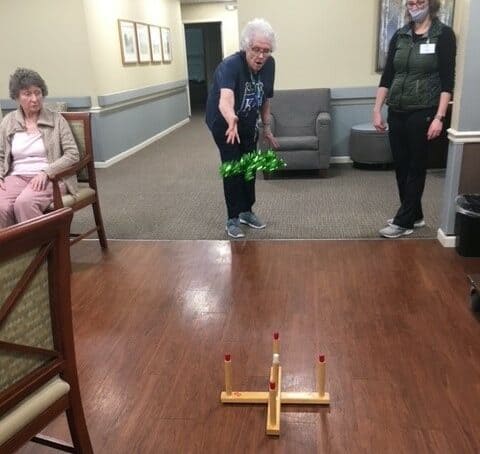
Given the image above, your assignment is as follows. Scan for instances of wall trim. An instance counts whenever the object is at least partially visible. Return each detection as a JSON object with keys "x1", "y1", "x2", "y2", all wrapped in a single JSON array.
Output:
[
  {"x1": 95, "y1": 117, "x2": 190, "y2": 168},
  {"x1": 447, "y1": 128, "x2": 480, "y2": 143},
  {"x1": 330, "y1": 156, "x2": 353, "y2": 164},
  {"x1": 331, "y1": 86, "x2": 377, "y2": 100},
  {"x1": 437, "y1": 228, "x2": 456, "y2": 248},
  {"x1": 97, "y1": 80, "x2": 187, "y2": 107},
  {"x1": 1, "y1": 96, "x2": 92, "y2": 110}
]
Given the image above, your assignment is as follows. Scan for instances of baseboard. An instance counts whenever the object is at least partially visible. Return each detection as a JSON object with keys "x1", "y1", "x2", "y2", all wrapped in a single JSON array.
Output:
[
  {"x1": 437, "y1": 228, "x2": 456, "y2": 248},
  {"x1": 95, "y1": 118, "x2": 190, "y2": 168},
  {"x1": 330, "y1": 156, "x2": 353, "y2": 164}
]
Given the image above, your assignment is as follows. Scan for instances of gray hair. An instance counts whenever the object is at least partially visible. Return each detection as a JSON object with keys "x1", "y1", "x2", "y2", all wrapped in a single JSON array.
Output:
[
  {"x1": 9, "y1": 68, "x2": 48, "y2": 100},
  {"x1": 240, "y1": 18, "x2": 276, "y2": 52}
]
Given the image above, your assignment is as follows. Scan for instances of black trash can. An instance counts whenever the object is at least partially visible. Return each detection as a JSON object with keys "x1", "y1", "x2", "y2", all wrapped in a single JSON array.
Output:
[{"x1": 455, "y1": 194, "x2": 480, "y2": 257}]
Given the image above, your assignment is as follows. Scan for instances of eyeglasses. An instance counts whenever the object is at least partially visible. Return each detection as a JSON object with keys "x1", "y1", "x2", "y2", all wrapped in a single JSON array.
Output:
[
  {"x1": 406, "y1": 0, "x2": 427, "y2": 8},
  {"x1": 249, "y1": 46, "x2": 272, "y2": 56},
  {"x1": 19, "y1": 89, "x2": 43, "y2": 99}
]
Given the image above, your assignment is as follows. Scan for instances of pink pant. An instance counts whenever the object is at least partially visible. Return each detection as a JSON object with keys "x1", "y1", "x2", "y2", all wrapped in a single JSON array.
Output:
[{"x1": 0, "y1": 175, "x2": 66, "y2": 228}]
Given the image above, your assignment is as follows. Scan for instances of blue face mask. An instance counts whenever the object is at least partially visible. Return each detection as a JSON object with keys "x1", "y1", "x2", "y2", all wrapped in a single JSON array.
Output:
[{"x1": 410, "y1": 6, "x2": 429, "y2": 23}]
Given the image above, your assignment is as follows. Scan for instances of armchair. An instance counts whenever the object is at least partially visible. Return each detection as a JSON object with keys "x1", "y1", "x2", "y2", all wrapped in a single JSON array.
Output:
[
  {"x1": 47, "y1": 112, "x2": 107, "y2": 249},
  {"x1": 0, "y1": 208, "x2": 93, "y2": 453},
  {"x1": 258, "y1": 88, "x2": 332, "y2": 174}
]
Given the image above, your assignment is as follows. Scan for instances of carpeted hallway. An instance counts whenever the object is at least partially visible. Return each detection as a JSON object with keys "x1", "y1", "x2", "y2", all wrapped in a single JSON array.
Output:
[{"x1": 73, "y1": 114, "x2": 446, "y2": 240}]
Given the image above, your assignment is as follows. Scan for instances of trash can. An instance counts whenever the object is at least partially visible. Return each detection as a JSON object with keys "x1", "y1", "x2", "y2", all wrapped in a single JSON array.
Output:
[{"x1": 455, "y1": 194, "x2": 480, "y2": 257}]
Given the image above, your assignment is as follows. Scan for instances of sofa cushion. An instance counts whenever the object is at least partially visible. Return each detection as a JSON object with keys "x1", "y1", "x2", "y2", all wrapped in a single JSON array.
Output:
[{"x1": 276, "y1": 136, "x2": 318, "y2": 151}]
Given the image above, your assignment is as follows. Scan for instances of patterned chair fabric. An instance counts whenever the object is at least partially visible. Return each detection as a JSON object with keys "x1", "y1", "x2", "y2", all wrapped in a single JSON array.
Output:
[{"x1": 0, "y1": 209, "x2": 93, "y2": 453}]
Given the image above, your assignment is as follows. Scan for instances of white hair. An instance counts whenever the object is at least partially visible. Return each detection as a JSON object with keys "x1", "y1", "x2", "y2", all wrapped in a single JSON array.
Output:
[{"x1": 240, "y1": 18, "x2": 276, "y2": 52}]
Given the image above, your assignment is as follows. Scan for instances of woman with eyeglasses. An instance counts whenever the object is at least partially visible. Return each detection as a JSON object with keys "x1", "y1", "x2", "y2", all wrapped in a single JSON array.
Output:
[
  {"x1": 0, "y1": 68, "x2": 79, "y2": 228},
  {"x1": 206, "y1": 18, "x2": 279, "y2": 239},
  {"x1": 373, "y1": 0, "x2": 456, "y2": 238}
]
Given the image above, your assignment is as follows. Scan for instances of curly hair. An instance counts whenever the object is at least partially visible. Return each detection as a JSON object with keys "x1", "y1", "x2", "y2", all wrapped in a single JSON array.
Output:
[
  {"x1": 240, "y1": 18, "x2": 276, "y2": 52},
  {"x1": 9, "y1": 68, "x2": 48, "y2": 100}
]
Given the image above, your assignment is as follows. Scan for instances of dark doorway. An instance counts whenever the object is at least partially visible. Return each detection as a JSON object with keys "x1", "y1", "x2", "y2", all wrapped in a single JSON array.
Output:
[{"x1": 184, "y1": 22, "x2": 223, "y2": 111}]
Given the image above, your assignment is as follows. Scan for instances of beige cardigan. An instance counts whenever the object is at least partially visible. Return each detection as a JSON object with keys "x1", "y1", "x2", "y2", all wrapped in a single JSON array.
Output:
[{"x1": 0, "y1": 107, "x2": 79, "y2": 194}]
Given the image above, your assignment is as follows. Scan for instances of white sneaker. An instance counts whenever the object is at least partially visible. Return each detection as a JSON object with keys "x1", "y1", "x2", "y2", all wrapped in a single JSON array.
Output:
[
  {"x1": 387, "y1": 218, "x2": 425, "y2": 228},
  {"x1": 379, "y1": 224, "x2": 414, "y2": 238}
]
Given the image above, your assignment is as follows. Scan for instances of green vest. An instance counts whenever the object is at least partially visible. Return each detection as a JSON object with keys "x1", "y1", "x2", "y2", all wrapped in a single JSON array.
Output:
[{"x1": 387, "y1": 20, "x2": 444, "y2": 111}]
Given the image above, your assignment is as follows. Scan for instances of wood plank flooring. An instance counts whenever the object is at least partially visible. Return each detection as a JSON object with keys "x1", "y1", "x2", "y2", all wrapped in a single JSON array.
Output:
[{"x1": 18, "y1": 239, "x2": 480, "y2": 454}]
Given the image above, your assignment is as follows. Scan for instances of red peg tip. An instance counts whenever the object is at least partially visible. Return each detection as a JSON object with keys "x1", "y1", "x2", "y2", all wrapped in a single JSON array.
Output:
[
  {"x1": 273, "y1": 332, "x2": 279, "y2": 340},
  {"x1": 269, "y1": 381, "x2": 276, "y2": 390},
  {"x1": 319, "y1": 354, "x2": 325, "y2": 363},
  {"x1": 224, "y1": 354, "x2": 231, "y2": 361}
]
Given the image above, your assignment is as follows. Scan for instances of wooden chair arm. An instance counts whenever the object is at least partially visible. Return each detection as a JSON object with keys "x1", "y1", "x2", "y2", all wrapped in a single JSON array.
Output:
[{"x1": 50, "y1": 157, "x2": 90, "y2": 181}]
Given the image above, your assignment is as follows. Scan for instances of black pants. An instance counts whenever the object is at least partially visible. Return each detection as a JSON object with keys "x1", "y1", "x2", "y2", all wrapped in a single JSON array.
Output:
[
  {"x1": 387, "y1": 107, "x2": 436, "y2": 229},
  {"x1": 211, "y1": 119, "x2": 257, "y2": 219}
]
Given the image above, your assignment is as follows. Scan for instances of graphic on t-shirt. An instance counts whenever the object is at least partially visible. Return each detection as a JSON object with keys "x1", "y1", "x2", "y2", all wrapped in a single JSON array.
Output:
[{"x1": 237, "y1": 81, "x2": 264, "y2": 118}]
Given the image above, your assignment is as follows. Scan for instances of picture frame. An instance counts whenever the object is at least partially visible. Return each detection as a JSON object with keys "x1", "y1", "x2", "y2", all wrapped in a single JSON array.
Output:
[
  {"x1": 118, "y1": 19, "x2": 138, "y2": 64},
  {"x1": 135, "y1": 22, "x2": 151, "y2": 63},
  {"x1": 161, "y1": 27, "x2": 172, "y2": 63},
  {"x1": 149, "y1": 25, "x2": 162, "y2": 63},
  {"x1": 376, "y1": 0, "x2": 455, "y2": 72}
]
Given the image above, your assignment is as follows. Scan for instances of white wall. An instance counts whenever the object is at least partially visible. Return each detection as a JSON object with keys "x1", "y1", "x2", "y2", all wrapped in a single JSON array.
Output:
[
  {"x1": 238, "y1": 0, "x2": 384, "y2": 89},
  {"x1": 82, "y1": 0, "x2": 187, "y2": 98},
  {"x1": 181, "y1": 3, "x2": 239, "y2": 58},
  {"x1": 0, "y1": 0, "x2": 188, "y2": 103},
  {"x1": 0, "y1": 0, "x2": 95, "y2": 98}
]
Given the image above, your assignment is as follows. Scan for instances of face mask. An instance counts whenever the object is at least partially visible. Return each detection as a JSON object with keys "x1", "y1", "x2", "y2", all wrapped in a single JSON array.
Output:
[{"x1": 410, "y1": 6, "x2": 429, "y2": 23}]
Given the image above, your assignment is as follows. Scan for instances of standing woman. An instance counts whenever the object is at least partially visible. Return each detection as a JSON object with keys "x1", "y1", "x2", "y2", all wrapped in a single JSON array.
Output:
[
  {"x1": 0, "y1": 68, "x2": 79, "y2": 228},
  {"x1": 206, "y1": 18, "x2": 279, "y2": 239},
  {"x1": 373, "y1": 0, "x2": 456, "y2": 238}
]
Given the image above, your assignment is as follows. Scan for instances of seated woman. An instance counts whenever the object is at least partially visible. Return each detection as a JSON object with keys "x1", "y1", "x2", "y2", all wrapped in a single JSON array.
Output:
[{"x1": 0, "y1": 68, "x2": 79, "y2": 228}]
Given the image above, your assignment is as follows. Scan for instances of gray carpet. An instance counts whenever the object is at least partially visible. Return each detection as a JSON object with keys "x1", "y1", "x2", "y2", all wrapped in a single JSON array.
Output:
[{"x1": 72, "y1": 114, "x2": 446, "y2": 240}]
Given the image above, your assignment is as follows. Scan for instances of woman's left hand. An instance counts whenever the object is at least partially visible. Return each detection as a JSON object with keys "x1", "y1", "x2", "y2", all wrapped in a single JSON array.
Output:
[
  {"x1": 427, "y1": 118, "x2": 443, "y2": 141},
  {"x1": 263, "y1": 127, "x2": 279, "y2": 149},
  {"x1": 29, "y1": 172, "x2": 50, "y2": 192}
]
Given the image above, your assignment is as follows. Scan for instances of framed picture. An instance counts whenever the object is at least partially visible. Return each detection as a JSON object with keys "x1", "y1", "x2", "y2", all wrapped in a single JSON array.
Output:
[
  {"x1": 161, "y1": 27, "x2": 172, "y2": 63},
  {"x1": 135, "y1": 22, "x2": 151, "y2": 63},
  {"x1": 376, "y1": 0, "x2": 455, "y2": 72},
  {"x1": 149, "y1": 25, "x2": 162, "y2": 63},
  {"x1": 118, "y1": 19, "x2": 138, "y2": 64}
]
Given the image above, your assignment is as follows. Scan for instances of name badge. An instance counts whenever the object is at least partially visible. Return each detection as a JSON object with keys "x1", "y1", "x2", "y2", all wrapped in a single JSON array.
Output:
[{"x1": 420, "y1": 43, "x2": 436, "y2": 54}]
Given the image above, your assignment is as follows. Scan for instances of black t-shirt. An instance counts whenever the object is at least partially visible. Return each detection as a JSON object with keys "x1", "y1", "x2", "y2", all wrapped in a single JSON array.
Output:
[
  {"x1": 205, "y1": 51, "x2": 275, "y2": 131},
  {"x1": 379, "y1": 23, "x2": 456, "y2": 93}
]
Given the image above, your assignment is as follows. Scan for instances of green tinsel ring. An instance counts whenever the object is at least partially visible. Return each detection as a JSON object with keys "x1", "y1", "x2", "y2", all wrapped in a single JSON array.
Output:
[{"x1": 219, "y1": 150, "x2": 286, "y2": 181}]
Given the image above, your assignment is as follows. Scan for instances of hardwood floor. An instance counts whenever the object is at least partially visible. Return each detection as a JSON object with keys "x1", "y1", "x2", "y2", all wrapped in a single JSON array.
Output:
[{"x1": 18, "y1": 239, "x2": 480, "y2": 454}]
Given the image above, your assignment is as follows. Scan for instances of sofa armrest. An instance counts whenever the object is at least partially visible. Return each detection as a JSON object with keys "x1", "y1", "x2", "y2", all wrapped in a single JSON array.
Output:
[
  {"x1": 315, "y1": 112, "x2": 331, "y2": 159},
  {"x1": 315, "y1": 112, "x2": 331, "y2": 132},
  {"x1": 257, "y1": 114, "x2": 276, "y2": 150}
]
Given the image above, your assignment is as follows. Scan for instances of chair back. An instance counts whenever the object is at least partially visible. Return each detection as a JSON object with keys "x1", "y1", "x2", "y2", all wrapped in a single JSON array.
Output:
[
  {"x1": 270, "y1": 88, "x2": 331, "y2": 137},
  {"x1": 61, "y1": 112, "x2": 93, "y2": 183},
  {"x1": 0, "y1": 209, "x2": 73, "y2": 417}
]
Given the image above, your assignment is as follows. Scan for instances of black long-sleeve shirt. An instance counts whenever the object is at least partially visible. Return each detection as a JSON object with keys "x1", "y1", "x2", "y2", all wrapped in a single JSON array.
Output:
[{"x1": 380, "y1": 24, "x2": 456, "y2": 94}]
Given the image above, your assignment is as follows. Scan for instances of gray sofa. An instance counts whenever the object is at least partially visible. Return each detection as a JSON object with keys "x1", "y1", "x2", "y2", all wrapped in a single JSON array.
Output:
[{"x1": 258, "y1": 88, "x2": 332, "y2": 173}]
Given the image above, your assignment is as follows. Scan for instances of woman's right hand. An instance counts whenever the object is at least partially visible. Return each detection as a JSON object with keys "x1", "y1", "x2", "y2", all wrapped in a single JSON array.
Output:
[
  {"x1": 373, "y1": 111, "x2": 387, "y2": 132},
  {"x1": 225, "y1": 115, "x2": 240, "y2": 144}
]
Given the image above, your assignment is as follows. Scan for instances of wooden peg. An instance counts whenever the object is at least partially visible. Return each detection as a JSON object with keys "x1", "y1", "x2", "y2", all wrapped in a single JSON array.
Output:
[
  {"x1": 273, "y1": 332, "x2": 279, "y2": 355},
  {"x1": 224, "y1": 354, "x2": 232, "y2": 395},
  {"x1": 317, "y1": 354, "x2": 326, "y2": 397}
]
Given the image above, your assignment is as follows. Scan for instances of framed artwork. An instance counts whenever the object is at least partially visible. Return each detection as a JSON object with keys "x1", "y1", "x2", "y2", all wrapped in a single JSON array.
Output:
[
  {"x1": 376, "y1": 0, "x2": 455, "y2": 72},
  {"x1": 135, "y1": 22, "x2": 151, "y2": 63},
  {"x1": 161, "y1": 27, "x2": 172, "y2": 63},
  {"x1": 149, "y1": 25, "x2": 162, "y2": 63},
  {"x1": 118, "y1": 19, "x2": 138, "y2": 64}
]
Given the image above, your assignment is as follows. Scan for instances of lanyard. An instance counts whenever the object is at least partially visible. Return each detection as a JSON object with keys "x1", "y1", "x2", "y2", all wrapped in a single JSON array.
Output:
[{"x1": 250, "y1": 71, "x2": 263, "y2": 109}]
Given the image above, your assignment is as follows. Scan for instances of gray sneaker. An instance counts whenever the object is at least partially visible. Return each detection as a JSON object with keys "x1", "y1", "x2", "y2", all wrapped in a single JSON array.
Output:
[
  {"x1": 379, "y1": 224, "x2": 414, "y2": 238},
  {"x1": 226, "y1": 218, "x2": 245, "y2": 238},
  {"x1": 387, "y1": 218, "x2": 425, "y2": 228},
  {"x1": 239, "y1": 211, "x2": 266, "y2": 229}
]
